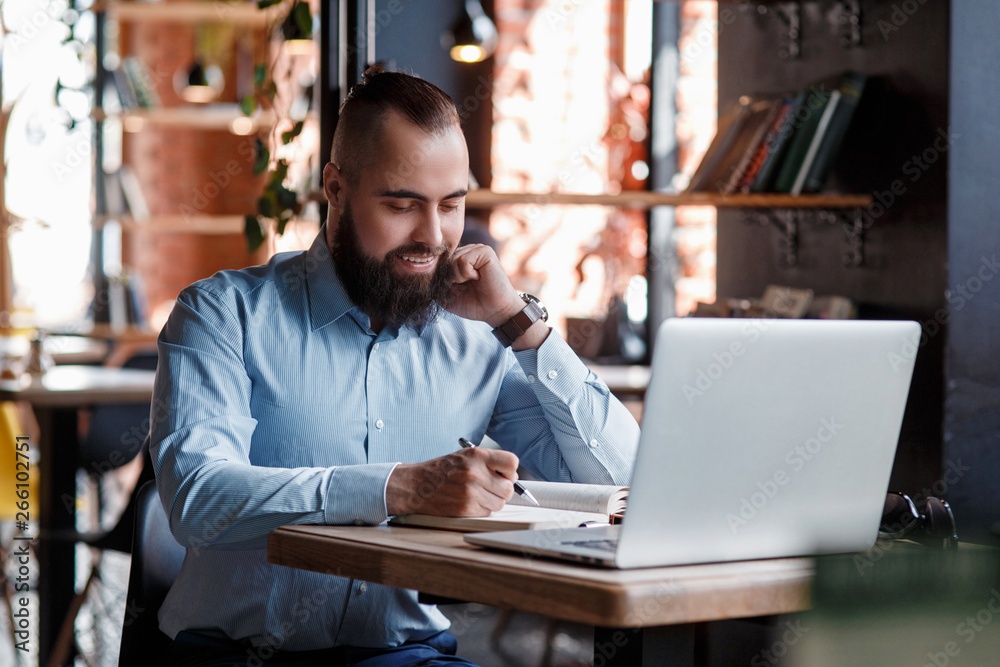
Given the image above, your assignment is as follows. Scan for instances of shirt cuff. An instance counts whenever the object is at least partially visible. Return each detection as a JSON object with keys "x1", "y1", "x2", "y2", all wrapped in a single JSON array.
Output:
[
  {"x1": 513, "y1": 331, "x2": 595, "y2": 404},
  {"x1": 323, "y1": 462, "x2": 399, "y2": 525}
]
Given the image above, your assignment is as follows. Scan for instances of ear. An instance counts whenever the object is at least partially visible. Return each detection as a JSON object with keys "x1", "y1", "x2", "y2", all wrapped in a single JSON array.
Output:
[{"x1": 323, "y1": 162, "x2": 348, "y2": 211}]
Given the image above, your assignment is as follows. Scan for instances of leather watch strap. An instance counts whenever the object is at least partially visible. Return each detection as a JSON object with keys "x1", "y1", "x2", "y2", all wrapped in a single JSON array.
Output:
[{"x1": 492, "y1": 300, "x2": 545, "y2": 347}]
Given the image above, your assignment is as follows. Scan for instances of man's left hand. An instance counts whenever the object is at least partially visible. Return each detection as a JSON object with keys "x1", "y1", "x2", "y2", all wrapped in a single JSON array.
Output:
[
  {"x1": 446, "y1": 244, "x2": 549, "y2": 350},
  {"x1": 446, "y1": 244, "x2": 525, "y2": 326}
]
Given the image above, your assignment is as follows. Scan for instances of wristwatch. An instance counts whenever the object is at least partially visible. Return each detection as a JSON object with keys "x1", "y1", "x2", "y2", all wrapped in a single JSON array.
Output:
[{"x1": 492, "y1": 293, "x2": 549, "y2": 347}]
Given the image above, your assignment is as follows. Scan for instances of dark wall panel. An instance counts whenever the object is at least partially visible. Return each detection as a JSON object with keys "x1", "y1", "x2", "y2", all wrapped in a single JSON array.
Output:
[
  {"x1": 946, "y1": 0, "x2": 1000, "y2": 537},
  {"x1": 373, "y1": 0, "x2": 494, "y2": 189},
  {"x1": 716, "y1": 0, "x2": 950, "y2": 494}
]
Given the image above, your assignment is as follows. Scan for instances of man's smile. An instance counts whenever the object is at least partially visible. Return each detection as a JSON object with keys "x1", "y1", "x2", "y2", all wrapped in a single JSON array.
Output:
[{"x1": 395, "y1": 253, "x2": 441, "y2": 274}]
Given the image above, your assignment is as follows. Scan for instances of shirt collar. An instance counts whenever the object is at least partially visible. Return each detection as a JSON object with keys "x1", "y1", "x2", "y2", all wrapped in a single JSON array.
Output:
[
  {"x1": 303, "y1": 227, "x2": 436, "y2": 337},
  {"x1": 305, "y1": 228, "x2": 356, "y2": 332}
]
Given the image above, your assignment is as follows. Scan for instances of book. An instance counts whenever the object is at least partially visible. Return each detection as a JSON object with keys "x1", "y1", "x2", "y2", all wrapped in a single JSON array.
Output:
[
  {"x1": 388, "y1": 480, "x2": 628, "y2": 533},
  {"x1": 103, "y1": 170, "x2": 130, "y2": 218},
  {"x1": 122, "y1": 56, "x2": 160, "y2": 109},
  {"x1": 800, "y1": 71, "x2": 868, "y2": 194},
  {"x1": 721, "y1": 98, "x2": 788, "y2": 194},
  {"x1": 118, "y1": 165, "x2": 150, "y2": 223},
  {"x1": 687, "y1": 96, "x2": 782, "y2": 194},
  {"x1": 109, "y1": 65, "x2": 139, "y2": 110},
  {"x1": 773, "y1": 89, "x2": 833, "y2": 193},
  {"x1": 747, "y1": 92, "x2": 806, "y2": 193},
  {"x1": 684, "y1": 98, "x2": 752, "y2": 193},
  {"x1": 790, "y1": 89, "x2": 841, "y2": 195}
]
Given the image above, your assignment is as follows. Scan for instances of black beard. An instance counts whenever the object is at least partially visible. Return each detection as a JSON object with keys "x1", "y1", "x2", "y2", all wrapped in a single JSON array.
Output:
[{"x1": 331, "y1": 204, "x2": 455, "y2": 329}]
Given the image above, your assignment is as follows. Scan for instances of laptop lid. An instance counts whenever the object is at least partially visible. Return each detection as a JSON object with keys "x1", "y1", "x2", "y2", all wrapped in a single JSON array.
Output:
[{"x1": 613, "y1": 318, "x2": 919, "y2": 568}]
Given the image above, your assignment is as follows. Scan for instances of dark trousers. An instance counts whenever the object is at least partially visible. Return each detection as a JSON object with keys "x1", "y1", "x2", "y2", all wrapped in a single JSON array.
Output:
[{"x1": 162, "y1": 630, "x2": 479, "y2": 667}]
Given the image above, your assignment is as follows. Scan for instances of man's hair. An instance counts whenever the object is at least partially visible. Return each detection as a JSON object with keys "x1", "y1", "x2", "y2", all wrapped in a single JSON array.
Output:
[{"x1": 331, "y1": 64, "x2": 461, "y2": 187}]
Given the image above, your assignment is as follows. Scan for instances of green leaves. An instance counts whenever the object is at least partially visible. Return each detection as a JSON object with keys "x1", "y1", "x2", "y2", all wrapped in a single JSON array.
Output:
[
  {"x1": 252, "y1": 160, "x2": 299, "y2": 245},
  {"x1": 245, "y1": 1, "x2": 314, "y2": 250},
  {"x1": 281, "y1": 121, "x2": 304, "y2": 144},
  {"x1": 252, "y1": 138, "x2": 270, "y2": 175},
  {"x1": 244, "y1": 215, "x2": 265, "y2": 252}
]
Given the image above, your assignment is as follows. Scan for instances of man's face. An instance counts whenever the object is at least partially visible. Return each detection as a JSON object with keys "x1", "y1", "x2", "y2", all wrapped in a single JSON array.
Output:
[{"x1": 325, "y1": 111, "x2": 470, "y2": 327}]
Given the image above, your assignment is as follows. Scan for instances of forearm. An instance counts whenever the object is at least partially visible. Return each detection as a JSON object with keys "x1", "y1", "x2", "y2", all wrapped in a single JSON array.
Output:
[
  {"x1": 494, "y1": 332, "x2": 640, "y2": 486},
  {"x1": 154, "y1": 426, "x2": 399, "y2": 547}
]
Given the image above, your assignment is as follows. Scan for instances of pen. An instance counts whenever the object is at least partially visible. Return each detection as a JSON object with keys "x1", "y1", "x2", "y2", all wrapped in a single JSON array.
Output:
[{"x1": 458, "y1": 437, "x2": 540, "y2": 506}]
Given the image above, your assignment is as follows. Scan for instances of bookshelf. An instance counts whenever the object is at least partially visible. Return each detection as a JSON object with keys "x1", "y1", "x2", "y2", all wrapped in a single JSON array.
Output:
[
  {"x1": 464, "y1": 190, "x2": 871, "y2": 209},
  {"x1": 710, "y1": 0, "x2": 952, "y2": 501},
  {"x1": 101, "y1": 0, "x2": 287, "y2": 25},
  {"x1": 91, "y1": 0, "x2": 319, "y2": 326}
]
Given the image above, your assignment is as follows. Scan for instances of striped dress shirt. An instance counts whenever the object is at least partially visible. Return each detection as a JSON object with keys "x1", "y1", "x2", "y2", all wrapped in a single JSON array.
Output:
[{"x1": 151, "y1": 230, "x2": 639, "y2": 650}]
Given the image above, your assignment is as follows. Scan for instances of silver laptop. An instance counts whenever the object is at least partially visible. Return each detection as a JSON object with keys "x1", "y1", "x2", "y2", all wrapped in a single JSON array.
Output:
[{"x1": 465, "y1": 318, "x2": 920, "y2": 568}]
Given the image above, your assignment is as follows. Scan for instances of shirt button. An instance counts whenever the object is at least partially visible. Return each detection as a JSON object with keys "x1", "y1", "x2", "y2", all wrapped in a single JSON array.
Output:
[
  {"x1": 548, "y1": 370, "x2": 558, "y2": 380},
  {"x1": 373, "y1": 343, "x2": 380, "y2": 351},
  {"x1": 358, "y1": 582, "x2": 368, "y2": 594},
  {"x1": 589, "y1": 438, "x2": 599, "y2": 448},
  {"x1": 375, "y1": 419, "x2": 384, "y2": 430},
  {"x1": 527, "y1": 374, "x2": 536, "y2": 383}
]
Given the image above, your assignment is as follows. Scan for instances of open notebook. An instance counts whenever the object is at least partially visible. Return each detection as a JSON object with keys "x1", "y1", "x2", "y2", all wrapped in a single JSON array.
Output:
[{"x1": 388, "y1": 480, "x2": 627, "y2": 532}]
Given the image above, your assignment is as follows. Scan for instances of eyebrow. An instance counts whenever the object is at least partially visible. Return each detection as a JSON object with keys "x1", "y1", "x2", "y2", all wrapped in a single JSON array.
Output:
[{"x1": 376, "y1": 189, "x2": 468, "y2": 202}]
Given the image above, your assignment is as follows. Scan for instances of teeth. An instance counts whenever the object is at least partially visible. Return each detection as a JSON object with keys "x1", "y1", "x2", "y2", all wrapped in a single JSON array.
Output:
[{"x1": 401, "y1": 256, "x2": 435, "y2": 264}]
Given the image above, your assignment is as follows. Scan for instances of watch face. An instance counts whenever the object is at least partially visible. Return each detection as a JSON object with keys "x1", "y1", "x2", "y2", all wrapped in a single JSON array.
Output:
[{"x1": 519, "y1": 293, "x2": 548, "y2": 322}]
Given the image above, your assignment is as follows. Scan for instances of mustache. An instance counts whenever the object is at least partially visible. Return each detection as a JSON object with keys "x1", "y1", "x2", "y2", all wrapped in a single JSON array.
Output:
[{"x1": 390, "y1": 243, "x2": 450, "y2": 258}]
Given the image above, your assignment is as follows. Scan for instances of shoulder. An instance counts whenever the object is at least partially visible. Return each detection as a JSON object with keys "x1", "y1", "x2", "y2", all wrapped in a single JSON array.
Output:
[{"x1": 178, "y1": 251, "x2": 301, "y2": 308}]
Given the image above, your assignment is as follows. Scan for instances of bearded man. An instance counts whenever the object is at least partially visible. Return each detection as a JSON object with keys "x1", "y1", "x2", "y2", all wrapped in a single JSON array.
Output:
[{"x1": 150, "y1": 65, "x2": 639, "y2": 666}]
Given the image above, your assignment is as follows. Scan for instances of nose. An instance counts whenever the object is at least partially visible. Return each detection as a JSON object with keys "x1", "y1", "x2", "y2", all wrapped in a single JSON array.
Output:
[{"x1": 412, "y1": 208, "x2": 444, "y2": 250}]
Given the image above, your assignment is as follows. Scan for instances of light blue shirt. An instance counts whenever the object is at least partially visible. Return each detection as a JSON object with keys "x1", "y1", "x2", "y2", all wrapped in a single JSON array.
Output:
[{"x1": 151, "y1": 230, "x2": 639, "y2": 650}]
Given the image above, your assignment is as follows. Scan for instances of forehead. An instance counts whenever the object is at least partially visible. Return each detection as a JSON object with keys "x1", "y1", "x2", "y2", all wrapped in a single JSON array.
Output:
[{"x1": 360, "y1": 111, "x2": 469, "y2": 195}]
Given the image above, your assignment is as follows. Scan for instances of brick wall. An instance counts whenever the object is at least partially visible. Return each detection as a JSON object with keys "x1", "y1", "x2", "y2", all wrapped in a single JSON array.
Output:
[{"x1": 117, "y1": 10, "x2": 274, "y2": 327}]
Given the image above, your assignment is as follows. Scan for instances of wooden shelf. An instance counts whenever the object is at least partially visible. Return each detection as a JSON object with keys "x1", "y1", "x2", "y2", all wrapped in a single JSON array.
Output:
[
  {"x1": 95, "y1": 106, "x2": 278, "y2": 134},
  {"x1": 95, "y1": 214, "x2": 320, "y2": 235},
  {"x1": 464, "y1": 190, "x2": 873, "y2": 209},
  {"x1": 100, "y1": 1, "x2": 287, "y2": 26},
  {"x1": 304, "y1": 189, "x2": 872, "y2": 209}
]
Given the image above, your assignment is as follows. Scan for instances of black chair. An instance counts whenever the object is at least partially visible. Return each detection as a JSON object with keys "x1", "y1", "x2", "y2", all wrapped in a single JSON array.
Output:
[
  {"x1": 117, "y1": 479, "x2": 185, "y2": 667},
  {"x1": 46, "y1": 435, "x2": 159, "y2": 667},
  {"x1": 78, "y1": 350, "x2": 158, "y2": 529}
]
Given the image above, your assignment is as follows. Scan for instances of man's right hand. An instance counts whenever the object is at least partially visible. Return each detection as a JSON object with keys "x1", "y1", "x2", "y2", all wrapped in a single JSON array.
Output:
[{"x1": 386, "y1": 446, "x2": 519, "y2": 517}]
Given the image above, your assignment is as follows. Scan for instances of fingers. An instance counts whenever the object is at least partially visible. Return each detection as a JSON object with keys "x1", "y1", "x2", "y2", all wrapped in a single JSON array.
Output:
[
  {"x1": 385, "y1": 448, "x2": 520, "y2": 518},
  {"x1": 450, "y1": 244, "x2": 489, "y2": 284}
]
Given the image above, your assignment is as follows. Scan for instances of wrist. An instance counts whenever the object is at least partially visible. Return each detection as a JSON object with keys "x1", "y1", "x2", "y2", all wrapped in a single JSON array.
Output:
[
  {"x1": 491, "y1": 293, "x2": 550, "y2": 348},
  {"x1": 488, "y1": 294, "x2": 532, "y2": 329}
]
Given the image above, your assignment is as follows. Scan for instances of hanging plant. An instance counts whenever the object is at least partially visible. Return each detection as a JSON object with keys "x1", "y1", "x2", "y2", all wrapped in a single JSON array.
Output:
[{"x1": 242, "y1": 0, "x2": 313, "y2": 252}]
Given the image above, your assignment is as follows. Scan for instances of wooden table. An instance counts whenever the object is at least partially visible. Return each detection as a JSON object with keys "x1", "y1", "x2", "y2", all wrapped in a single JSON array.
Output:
[
  {"x1": 268, "y1": 525, "x2": 813, "y2": 665},
  {"x1": 0, "y1": 335, "x2": 110, "y2": 367},
  {"x1": 0, "y1": 365, "x2": 156, "y2": 665},
  {"x1": 588, "y1": 364, "x2": 650, "y2": 398}
]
